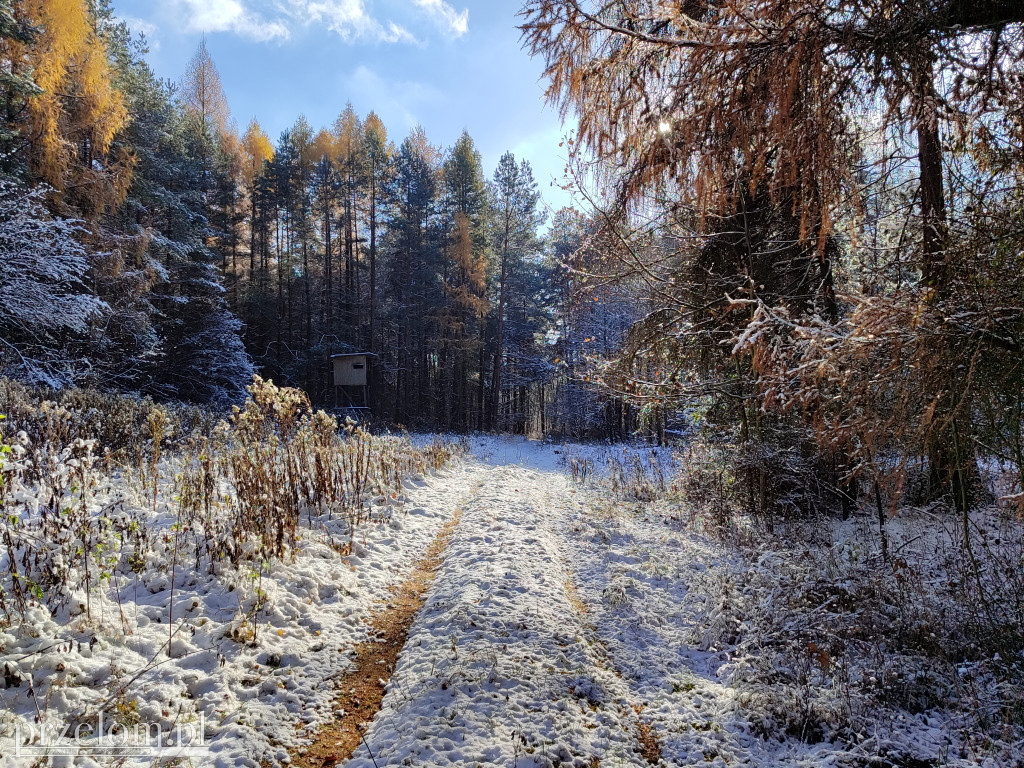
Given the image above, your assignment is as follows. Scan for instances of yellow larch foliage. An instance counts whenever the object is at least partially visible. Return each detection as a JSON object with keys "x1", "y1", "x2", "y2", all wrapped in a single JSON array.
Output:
[
  {"x1": 180, "y1": 38, "x2": 231, "y2": 141},
  {"x1": 241, "y1": 118, "x2": 274, "y2": 187},
  {"x1": 22, "y1": 0, "x2": 128, "y2": 191},
  {"x1": 311, "y1": 129, "x2": 336, "y2": 165},
  {"x1": 363, "y1": 111, "x2": 388, "y2": 156},
  {"x1": 332, "y1": 103, "x2": 361, "y2": 166},
  {"x1": 450, "y1": 213, "x2": 489, "y2": 319}
]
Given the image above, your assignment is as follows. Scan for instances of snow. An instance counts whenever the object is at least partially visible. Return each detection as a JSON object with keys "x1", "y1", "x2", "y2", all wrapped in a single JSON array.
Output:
[
  {"x1": 0, "y1": 462, "x2": 468, "y2": 768},
  {"x1": 346, "y1": 461, "x2": 649, "y2": 767},
  {"x1": 2, "y1": 434, "x2": 1019, "y2": 768},
  {"x1": 466, "y1": 433, "x2": 674, "y2": 477},
  {"x1": 348, "y1": 437, "x2": 1018, "y2": 767},
  {"x1": 563, "y1": 500, "x2": 954, "y2": 767}
]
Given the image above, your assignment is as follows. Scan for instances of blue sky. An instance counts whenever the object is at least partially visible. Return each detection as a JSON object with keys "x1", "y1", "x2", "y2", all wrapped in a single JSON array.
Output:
[{"x1": 112, "y1": 0, "x2": 574, "y2": 215}]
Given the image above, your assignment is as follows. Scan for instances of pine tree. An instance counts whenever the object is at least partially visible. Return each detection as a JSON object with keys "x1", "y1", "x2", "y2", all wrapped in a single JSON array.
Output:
[
  {"x1": 333, "y1": 104, "x2": 365, "y2": 346},
  {"x1": 290, "y1": 115, "x2": 317, "y2": 361},
  {"x1": 489, "y1": 153, "x2": 545, "y2": 430},
  {"x1": 383, "y1": 127, "x2": 443, "y2": 423},
  {"x1": 441, "y1": 131, "x2": 490, "y2": 429},
  {"x1": 546, "y1": 207, "x2": 596, "y2": 435},
  {"x1": 362, "y1": 111, "x2": 390, "y2": 368},
  {"x1": 310, "y1": 129, "x2": 338, "y2": 353}
]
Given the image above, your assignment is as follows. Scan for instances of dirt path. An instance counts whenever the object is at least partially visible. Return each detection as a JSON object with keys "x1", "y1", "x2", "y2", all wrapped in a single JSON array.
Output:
[
  {"x1": 328, "y1": 461, "x2": 657, "y2": 768},
  {"x1": 289, "y1": 468, "x2": 496, "y2": 767},
  {"x1": 291, "y1": 508, "x2": 465, "y2": 768},
  {"x1": 292, "y1": 442, "x2": 985, "y2": 768}
]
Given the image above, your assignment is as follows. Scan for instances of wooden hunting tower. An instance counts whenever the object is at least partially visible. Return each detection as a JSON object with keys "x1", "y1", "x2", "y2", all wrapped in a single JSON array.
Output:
[{"x1": 331, "y1": 353, "x2": 371, "y2": 409}]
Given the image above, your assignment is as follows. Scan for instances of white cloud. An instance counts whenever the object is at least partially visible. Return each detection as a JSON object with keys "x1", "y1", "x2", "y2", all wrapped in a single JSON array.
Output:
[
  {"x1": 301, "y1": 0, "x2": 375, "y2": 38},
  {"x1": 381, "y1": 21, "x2": 421, "y2": 45},
  {"x1": 298, "y1": 1, "x2": 420, "y2": 44},
  {"x1": 120, "y1": 15, "x2": 159, "y2": 39},
  {"x1": 412, "y1": 0, "x2": 469, "y2": 37},
  {"x1": 180, "y1": 0, "x2": 290, "y2": 42},
  {"x1": 174, "y1": 0, "x2": 460, "y2": 45}
]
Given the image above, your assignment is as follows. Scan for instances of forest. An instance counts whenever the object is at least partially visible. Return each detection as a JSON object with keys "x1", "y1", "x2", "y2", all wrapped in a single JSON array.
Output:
[
  {"x1": 0, "y1": 0, "x2": 636, "y2": 437},
  {"x1": 519, "y1": 0, "x2": 1024, "y2": 520},
  {"x1": 2, "y1": 1, "x2": 1024, "y2": 766}
]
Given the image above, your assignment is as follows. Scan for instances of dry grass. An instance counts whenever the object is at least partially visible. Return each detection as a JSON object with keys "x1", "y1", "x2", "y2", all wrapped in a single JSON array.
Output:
[
  {"x1": 0, "y1": 375, "x2": 464, "y2": 627},
  {"x1": 632, "y1": 705, "x2": 662, "y2": 766}
]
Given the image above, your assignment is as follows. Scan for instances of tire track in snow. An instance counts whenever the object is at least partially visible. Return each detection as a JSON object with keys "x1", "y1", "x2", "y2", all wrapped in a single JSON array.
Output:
[
  {"x1": 344, "y1": 461, "x2": 654, "y2": 768},
  {"x1": 292, "y1": 505, "x2": 464, "y2": 768},
  {"x1": 291, "y1": 461, "x2": 495, "y2": 768},
  {"x1": 561, "y1": 496, "x2": 785, "y2": 767}
]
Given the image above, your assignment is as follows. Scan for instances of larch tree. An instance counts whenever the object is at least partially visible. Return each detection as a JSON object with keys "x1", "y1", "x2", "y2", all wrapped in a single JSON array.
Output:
[
  {"x1": 180, "y1": 37, "x2": 230, "y2": 146},
  {"x1": 521, "y1": 0, "x2": 1024, "y2": 509},
  {"x1": 442, "y1": 132, "x2": 491, "y2": 429},
  {"x1": 242, "y1": 118, "x2": 274, "y2": 275},
  {"x1": 16, "y1": 0, "x2": 129, "y2": 211}
]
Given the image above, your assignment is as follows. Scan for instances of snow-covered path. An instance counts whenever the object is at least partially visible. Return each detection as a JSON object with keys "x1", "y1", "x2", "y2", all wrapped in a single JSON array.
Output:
[
  {"x1": 562, "y1": 495, "x2": 805, "y2": 768},
  {"x1": 345, "y1": 461, "x2": 654, "y2": 768}
]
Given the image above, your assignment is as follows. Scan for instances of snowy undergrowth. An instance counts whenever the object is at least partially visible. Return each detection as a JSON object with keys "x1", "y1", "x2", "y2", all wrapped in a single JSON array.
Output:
[
  {"x1": 0, "y1": 380, "x2": 465, "y2": 768},
  {"x1": 0, "y1": 478, "x2": 454, "y2": 768},
  {"x1": 564, "y1": 482, "x2": 1024, "y2": 767}
]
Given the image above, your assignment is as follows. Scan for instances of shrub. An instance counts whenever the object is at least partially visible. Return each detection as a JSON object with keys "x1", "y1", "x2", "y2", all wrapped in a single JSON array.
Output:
[{"x1": 0, "y1": 377, "x2": 219, "y2": 460}]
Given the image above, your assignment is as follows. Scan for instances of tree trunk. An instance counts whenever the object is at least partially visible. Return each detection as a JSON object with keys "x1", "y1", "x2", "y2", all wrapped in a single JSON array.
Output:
[
  {"x1": 325, "y1": 199, "x2": 333, "y2": 346},
  {"x1": 915, "y1": 53, "x2": 975, "y2": 512},
  {"x1": 916, "y1": 57, "x2": 948, "y2": 292},
  {"x1": 369, "y1": 175, "x2": 377, "y2": 355},
  {"x1": 250, "y1": 186, "x2": 257, "y2": 276},
  {"x1": 478, "y1": 342, "x2": 486, "y2": 431},
  {"x1": 491, "y1": 236, "x2": 509, "y2": 430},
  {"x1": 303, "y1": 238, "x2": 311, "y2": 348}
]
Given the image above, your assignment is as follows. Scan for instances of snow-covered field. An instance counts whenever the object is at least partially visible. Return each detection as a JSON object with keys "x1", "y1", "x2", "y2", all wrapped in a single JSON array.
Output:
[{"x1": 2, "y1": 435, "x2": 1020, "y2": 767}]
